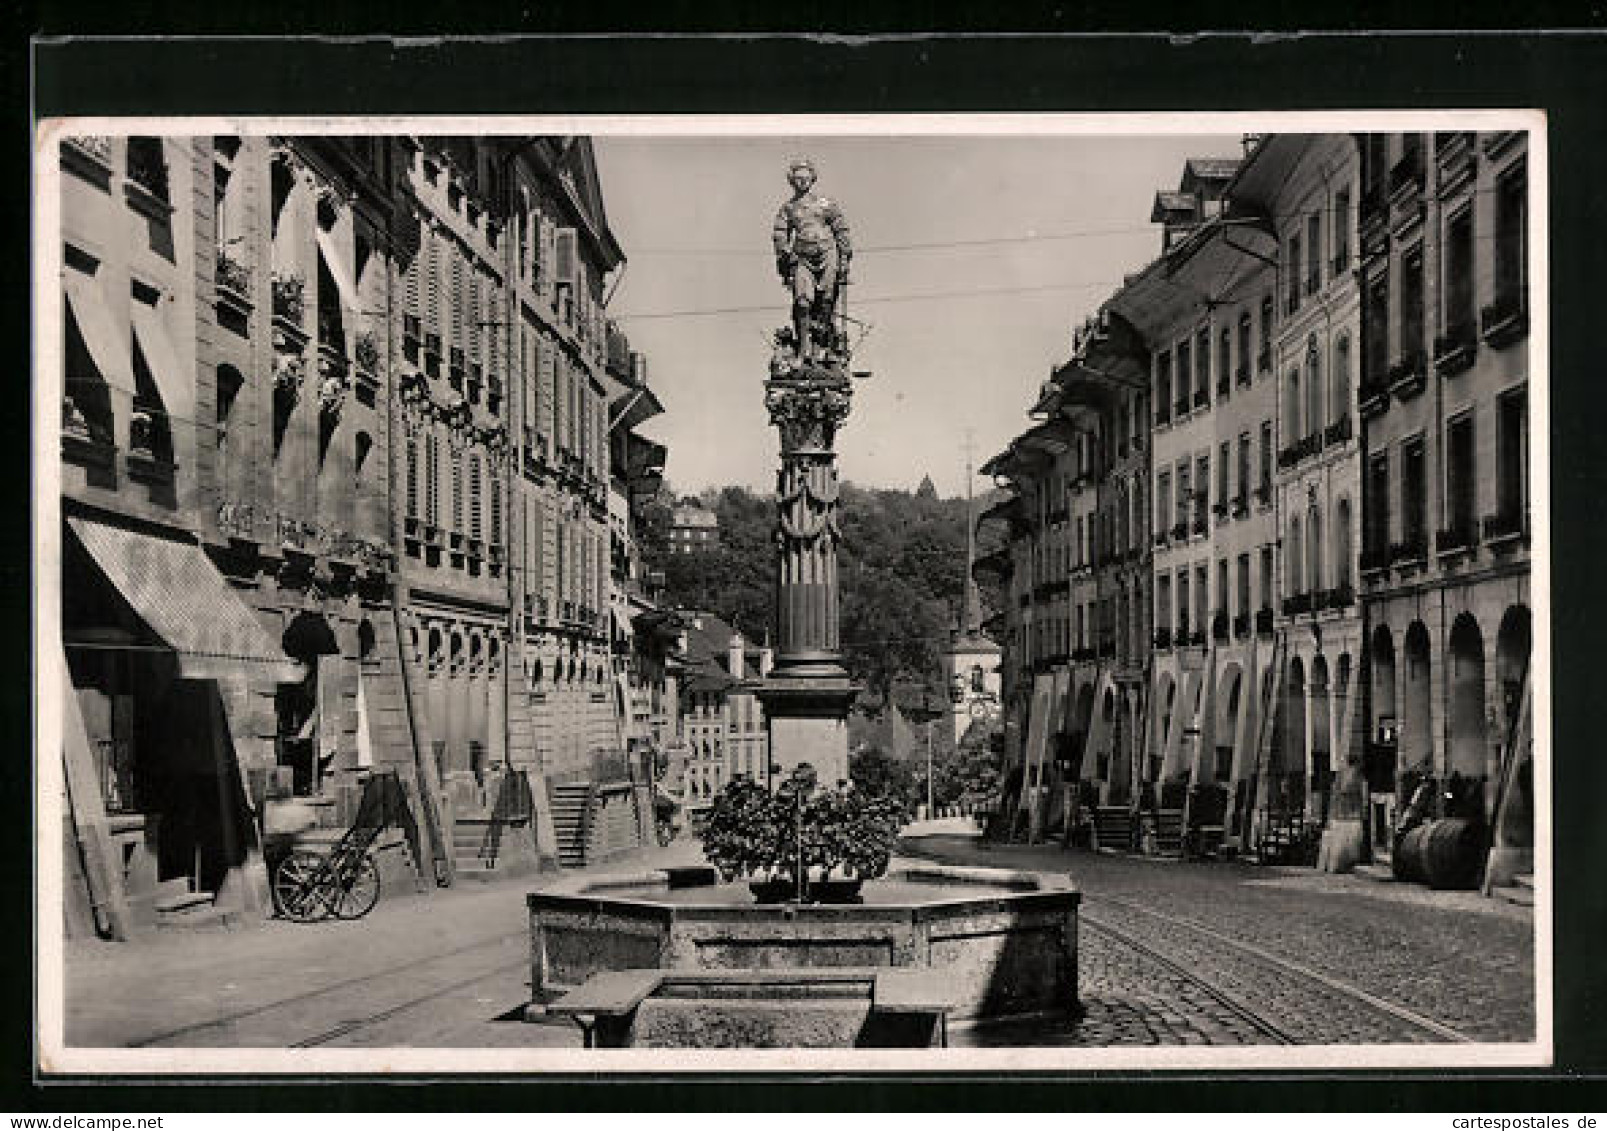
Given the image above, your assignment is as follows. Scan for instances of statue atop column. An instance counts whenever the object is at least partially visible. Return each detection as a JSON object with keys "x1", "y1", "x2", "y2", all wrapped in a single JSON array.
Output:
[
  {"x1": 759, "y1": 157, "x2": 859, "y2": 787},
  {"x1": 771, "y1": 158, "x2": 852, "y2": 370}
]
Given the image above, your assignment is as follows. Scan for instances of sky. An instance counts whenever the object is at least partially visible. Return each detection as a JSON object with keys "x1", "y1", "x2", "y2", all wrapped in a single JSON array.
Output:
[{"x1": 595, "y1": 132, "x2": 1244, "y2": 500}]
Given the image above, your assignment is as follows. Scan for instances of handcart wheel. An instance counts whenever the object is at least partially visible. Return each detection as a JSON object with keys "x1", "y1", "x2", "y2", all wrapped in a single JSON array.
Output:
[
  {"x1": 274, "y1": 850, "x2": 335, "y2": 922},
  {"x1": 332, "y1": 854, "x2": 381, "y2": 920}
]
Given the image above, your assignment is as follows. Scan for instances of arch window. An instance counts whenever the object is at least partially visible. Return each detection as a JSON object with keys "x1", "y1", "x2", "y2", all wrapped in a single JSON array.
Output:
[
  {"x1": 1288, "y1": 515, "x2": 1304, "y2": 597},
  {"x1": 1305, "y1": 336, "x2": 1322, "y2": 441},
  {"x1": 1332, "y1": 333, "x2": 1352, "y2": 427},
  {"x1": 1308, "y1": 504, "x2": 1324, "y2": 594}
]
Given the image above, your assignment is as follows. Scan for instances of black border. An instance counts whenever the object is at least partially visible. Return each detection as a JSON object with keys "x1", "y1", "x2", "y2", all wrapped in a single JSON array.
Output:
[{"x1": 23, "y1": 30, "x2": 1607, "y2": 1111}]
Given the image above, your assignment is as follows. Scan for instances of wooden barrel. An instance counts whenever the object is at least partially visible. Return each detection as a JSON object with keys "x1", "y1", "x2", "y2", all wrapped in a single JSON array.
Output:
[{"x1": 1395, "y1": 818, "x2": 1486, "y2": 889}]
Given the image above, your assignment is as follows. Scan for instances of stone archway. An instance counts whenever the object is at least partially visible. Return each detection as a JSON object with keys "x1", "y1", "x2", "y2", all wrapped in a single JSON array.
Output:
[
  {"x1": 1448, "y1": 612, "x2": 1489, "y2": 801},
  {"x1": 1309, "y1": 655, "x2": 1332, "y2": 820},
  {"x1": 1281, "y1": 656, "x2": 1307, "y2": 816},
  {"x1": 1217, "y1": 663, "x2": 1244, "y2": 782},
  {"x1": 1368, "y1": 625, "x2": 1397, "y2": 789},
  {"x1": 1402, "y1": 621, "x2": 1433, "y2": 779},
  {"x1": 1112, "y1": 693, "x2": 1134, "y2": 805},
  {"x1": 1154, "y1": 672, "x2": 1177, "y2": 784},
  {"x1": 1496, "y1": 606, "x2": 1532, "y2": 738}
]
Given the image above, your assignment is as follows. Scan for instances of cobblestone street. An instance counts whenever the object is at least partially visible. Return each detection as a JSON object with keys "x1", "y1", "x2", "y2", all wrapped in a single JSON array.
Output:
[
  {"x1": 60, "y1": 836, "x2": 1536, "y2": 1052},
  {"x1": 911, "y1": 837, "x2": 1537, "y2": 1048}
]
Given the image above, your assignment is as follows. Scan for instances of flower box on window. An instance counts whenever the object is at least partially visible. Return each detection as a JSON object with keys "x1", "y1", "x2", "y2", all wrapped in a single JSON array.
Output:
[
  {"x1": 1433, "y1": 323, "x2": 1478, "y2": 377},
  {"x1": 1480, "y1": 291, "x2": 1528, "y2": 349},
  {"x1": 1387, "y1": 351, "x2": 1427, "y2": 399},
  {"x1": 271, "y1": 271, "x2": 307, "y2": 325},
  {"x1": 1482, "y1": 509, "x2": 1529, "y2": 546}
]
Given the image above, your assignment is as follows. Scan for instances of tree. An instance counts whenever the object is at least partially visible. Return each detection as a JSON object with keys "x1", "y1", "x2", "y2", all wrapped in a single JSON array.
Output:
[{"x1": 850, "y1": 745, "x2": 918, "y2": 816}]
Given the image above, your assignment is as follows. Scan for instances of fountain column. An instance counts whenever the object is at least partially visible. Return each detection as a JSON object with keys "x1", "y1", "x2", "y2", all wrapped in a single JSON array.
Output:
[{"x1": 757, "y1": 365, "x2": 857, "y2": 787}]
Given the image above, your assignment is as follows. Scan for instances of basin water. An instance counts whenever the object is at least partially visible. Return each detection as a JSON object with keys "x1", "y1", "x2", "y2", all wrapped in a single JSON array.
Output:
[{"x1": 528, "y1": 860, "x2": 1080, "y2": 1023}]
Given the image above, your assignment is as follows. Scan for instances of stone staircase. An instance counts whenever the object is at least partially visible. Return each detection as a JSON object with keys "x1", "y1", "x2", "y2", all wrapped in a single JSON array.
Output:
[
  {"x1": 1150, "y1": 808, "x2": 1186, "y2": 856},
  {"x1": 1091, "y1": 806, "x2": 1134, "y2": 853},
  {"x1": 549, "y1": 782, "x2": 593, "y2": 869},
  {"x1": 152, "y1": 879, "x2": 239, "y2": 931},
  {"x1": 1491, "y1": 872, "x2": 1534, "y2": 906}
]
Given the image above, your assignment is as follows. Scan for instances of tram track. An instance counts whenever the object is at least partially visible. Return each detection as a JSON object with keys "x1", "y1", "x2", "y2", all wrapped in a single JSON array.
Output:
[
  {"x1": 132, "y1": 928, "x2": 531, "y2": 1048},
  {"x1": 1078, "y1": 912, "x2": 1296, "y2": 1044},
  {"x1": 1085, "y1": 894, "x2": 1474, "y2": 1044}
]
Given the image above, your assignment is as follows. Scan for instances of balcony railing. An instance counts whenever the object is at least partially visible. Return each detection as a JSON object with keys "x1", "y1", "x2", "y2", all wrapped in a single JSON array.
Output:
[
  {"x1": 1481, "y1": 289, "x2": 1529, "y2": 349},
  {"x1": 1435, "y1": 522, "x2": 1479, "y2": 555},
  {"x1": 1279, "y1": 432, "x2": 1322, "y2": 469},
  {"x1": 1360, "y1": 546, "x2": 1391, "y2": 574},
  {"x1": 271, "y1": 271, "x2": 306, "y2": 325},
  {"x1": 1388, "y1": 150, "x2": 1426, "y2": 197},
  {"x1": 1359, "y1": 378, "x2": 1391, "y2": 417},
  {"x1": 1390, "y1": 537, "x2": 1428, "y2": 565},
  {"x1": 1434, "y1": 322, "x2": 1478, "y2": 377},
  {"x1": 1282, "y1": 593, "x2": 1312, "y2": 617},
  {"x1": 126, "y1": 143, "x2": 170, "y2": 201},
  {"x1": 1387, "y1": 350, "x2": 1428, "y2": 399},
  {"x1": 1483, "y1": 508, "x2": 1529, "y2": 545}
]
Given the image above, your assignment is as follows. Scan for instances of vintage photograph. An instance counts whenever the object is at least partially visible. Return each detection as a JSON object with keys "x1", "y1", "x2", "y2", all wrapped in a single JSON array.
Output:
[{"x1": 35, "y1": 115, "x2": 1545, "y2": 1073}]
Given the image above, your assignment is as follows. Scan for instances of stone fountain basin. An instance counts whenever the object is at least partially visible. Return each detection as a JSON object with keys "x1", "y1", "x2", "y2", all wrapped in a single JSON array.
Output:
[{"x1": 527, "y1": 860, "x2": 1079, "y2": 1021}]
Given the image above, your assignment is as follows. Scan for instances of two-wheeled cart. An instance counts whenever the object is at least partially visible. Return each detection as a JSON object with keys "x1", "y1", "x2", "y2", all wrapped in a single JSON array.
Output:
[{"x1": 272, "y1": 771, "x2": 409, "y2": 923}]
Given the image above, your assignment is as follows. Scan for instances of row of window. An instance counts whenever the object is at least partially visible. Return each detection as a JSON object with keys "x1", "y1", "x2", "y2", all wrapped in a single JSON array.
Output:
[
  {"x1": 1154, "y1": 421, "x2": 1275, "y2": 535},
  {"x1": 1361, "y1": 153, "x2": 1527, "y2": 389},
  {"x1": 1363, "y1": 388, "x2": 1529, "y2": 562},
  {"x1": 1154, "y1": 546, "x2": 1278, "y2": 636},
  {"x1": 1026, "y1": 588, "x2": 1147, "y2": 666},
  {"x1": 1154, "y1": 294, "x2": 1275, "y2": 423},
  {"x1": 1284, "y1": 182, "x2": 1353, "y2": 317}
]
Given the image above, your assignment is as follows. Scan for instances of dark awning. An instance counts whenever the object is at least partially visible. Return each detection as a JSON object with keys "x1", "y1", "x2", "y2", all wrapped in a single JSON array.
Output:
[{"x1": 68, "y1": 516, "x2": 305, "y2": 683}]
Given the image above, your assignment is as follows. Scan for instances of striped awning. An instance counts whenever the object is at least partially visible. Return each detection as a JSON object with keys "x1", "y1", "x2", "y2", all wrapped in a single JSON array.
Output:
[{"x1": 68, "y1": 516, "x2": 306, "y2": 683}]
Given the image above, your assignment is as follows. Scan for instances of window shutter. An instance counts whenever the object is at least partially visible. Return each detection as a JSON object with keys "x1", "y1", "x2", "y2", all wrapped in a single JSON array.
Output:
[
  {"x1": 405, "y1": 439, "x2": 419, "y2": 519},
  {"x1": 450, "y1": 248, "x2": 466, "y2": 356},
  {"x1": 554, "y1": 227, "x2": 578, "y2": 287},
  {"x1": 470, "y1": 454, "x2": 483, "y2": 541},
  {"x1": 452, "y1": 451, "x2": 464, "y2": 532},
  {"x1": 424, "y1": 231, "x2": 441, "y2": 336}
]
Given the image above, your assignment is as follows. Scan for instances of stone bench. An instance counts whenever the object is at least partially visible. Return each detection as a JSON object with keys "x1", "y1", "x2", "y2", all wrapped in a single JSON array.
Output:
[{"x1": 547, "y1": 967, "x2": 958, "y2": 1049}]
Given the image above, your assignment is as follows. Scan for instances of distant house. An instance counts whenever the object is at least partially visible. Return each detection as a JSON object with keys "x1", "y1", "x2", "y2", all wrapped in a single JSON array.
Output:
[
  {"x1": 669, "y1": 500, "x2": 720, "y2": 554},
  {"x1": 663, "y1": 611, "x2": 772, "y2": 810}
]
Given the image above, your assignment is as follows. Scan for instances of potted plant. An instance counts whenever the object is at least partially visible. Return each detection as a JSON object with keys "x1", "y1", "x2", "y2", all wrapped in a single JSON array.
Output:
[{"x1": 699, "y1": 764, "x2": 898, "y2": 904}]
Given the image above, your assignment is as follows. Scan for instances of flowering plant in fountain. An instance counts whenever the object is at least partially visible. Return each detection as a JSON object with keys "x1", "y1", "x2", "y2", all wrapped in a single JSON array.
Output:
[{"x1": 699, "y1": 763, "x2": 898, "y2": 902}]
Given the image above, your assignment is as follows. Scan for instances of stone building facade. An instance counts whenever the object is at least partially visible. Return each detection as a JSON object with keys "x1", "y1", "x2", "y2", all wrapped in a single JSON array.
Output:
[
  {"x1": 980, "y1": 132, "x2": 1533, "y2": 878},
  {"x1": 1355, "y1": 130, "x2": 1533, "y2": 880},
  {"x1": 54, "y1": 132, "x2": 668, "y2": 937}
]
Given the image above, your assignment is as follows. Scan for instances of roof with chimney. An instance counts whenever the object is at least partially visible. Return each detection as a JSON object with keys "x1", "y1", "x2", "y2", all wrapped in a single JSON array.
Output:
[{"x1": 675, "y1": 610, "x2": 767, "y2": 693}]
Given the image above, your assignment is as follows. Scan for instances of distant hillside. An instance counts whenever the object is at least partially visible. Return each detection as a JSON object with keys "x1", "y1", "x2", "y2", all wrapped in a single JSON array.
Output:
[{"x1": 639, "y1": 481, "x2": 1002, "y2": 696}]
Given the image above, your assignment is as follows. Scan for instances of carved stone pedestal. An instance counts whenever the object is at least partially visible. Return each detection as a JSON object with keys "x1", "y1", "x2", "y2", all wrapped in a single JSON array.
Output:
[
  {"x1": 758, "y1": 363, "x2": 857, "y2": 788},
  {"x1": 757, "y1": 674, "x2": 856, "y2": 788}
]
